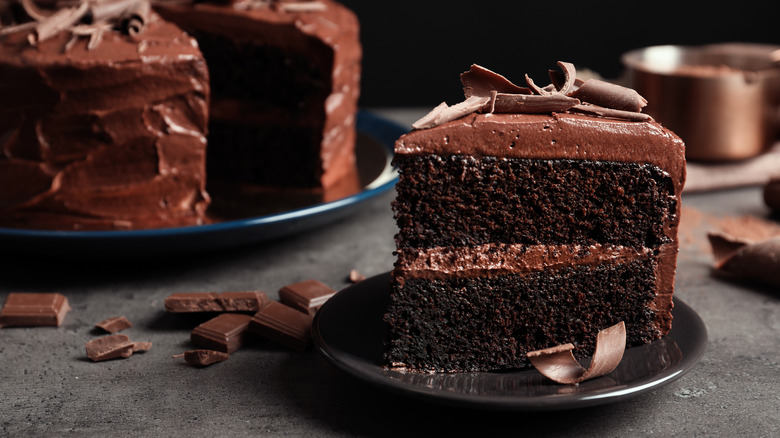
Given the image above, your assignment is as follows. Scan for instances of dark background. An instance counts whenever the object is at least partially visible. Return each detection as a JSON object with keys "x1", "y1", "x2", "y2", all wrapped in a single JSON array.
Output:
[{"x1": 339, "y1": 0, "x2": 780, "y2": 108}]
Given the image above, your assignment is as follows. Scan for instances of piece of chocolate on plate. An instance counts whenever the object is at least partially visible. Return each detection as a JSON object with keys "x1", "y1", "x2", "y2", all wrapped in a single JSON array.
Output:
[
  {"x1": 278, "y1": 280, "x2": 336, "y2": 316},
  {"x1": 176, "y1": 350, "x2": 230, "y2": 367},
  {"x1": 95, "y1": 316, "x2": 133, "y2": 333},
  {"x1": 190, "y1": 313, "x2": 252, "y2": 354},
  {"x1": 0, "y1": 293, "x2": 71, "y2": 327},
  {"x1": 249, "y1": 301, "x2": 312, "y2": 352},
  {"x1": 164, "y1": 291, "x2": 269, "y2": 313}
]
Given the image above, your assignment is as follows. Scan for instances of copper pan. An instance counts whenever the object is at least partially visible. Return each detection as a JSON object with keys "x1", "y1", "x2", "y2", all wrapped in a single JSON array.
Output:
[{"x1": 622, "y1": 43, "x2": 780, "y2": 162}]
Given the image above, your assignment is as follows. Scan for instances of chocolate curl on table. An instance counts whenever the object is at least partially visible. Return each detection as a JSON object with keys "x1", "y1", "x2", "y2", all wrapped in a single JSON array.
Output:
[
  {"x1": 527, "y1": 321, "x2": 626, "y2": 385},
  {"x1": 708, "y1": 232, "x2": 780, "y2": 287}
]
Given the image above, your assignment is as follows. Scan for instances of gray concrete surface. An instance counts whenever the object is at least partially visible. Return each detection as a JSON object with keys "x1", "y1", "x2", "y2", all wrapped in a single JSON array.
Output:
[{"x1": 1, "y1": 110, "x2": 779, "y2": 437}]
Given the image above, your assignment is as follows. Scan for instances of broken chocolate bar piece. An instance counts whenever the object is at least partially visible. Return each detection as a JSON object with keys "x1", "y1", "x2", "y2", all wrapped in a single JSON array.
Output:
[
  {"x1": 278, "y1": 280, "x2": 336, "y2": 316},
  {"x1": 249, "y1": 301, "x2": 312, "y2": 352},
  {"x1": 527, "y1": 321, "x2": 626, "y2": 385},
  {"x1": 177, "y1": 350, "x2": 230, "y2": 367},
  {"x1": 95, "y1": 316, "x2": 133, "y2": 333},
  {"x1": 190, "y1": 313, "x2": 252, "y2": 354},
  {"x1": 164, "y1": 291, "x2": 269, "y2": 313},
  {"x1": 0, "y1": 293, "x2": 70, "y2": 327},
  {"x1": 86, "y1": 334, "x2": 136, "y2": 362}
]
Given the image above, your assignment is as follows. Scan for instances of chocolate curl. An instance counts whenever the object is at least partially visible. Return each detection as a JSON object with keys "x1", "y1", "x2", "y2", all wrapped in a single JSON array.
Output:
[
  {"x1": 549, "y1": 61, "x2": 577, "y2": 95},
  {"x1": 570, "y1": 79, "x2": 648, "y2": 113},
  {"x1": 30, "y1": 1, "x2": 89, "y2": 45},
  {"x1": 115, "y1": 0, "x2": 150, "y2": 36},
  {"x1": 527, "y1": 321, "x2": 626, "y2": 385},
  {"x1": 411, "y1": 95, "x2": 490, "y2": 130},
  {"x1": 491, "y1": 92, "x2": 580, "y2": 114},
  {"x1": 708, "y1": 232, "x2": 780, "y2": 286},
  {"x1": 461, "y1": 64, "x2": 530, "y2": 98}
]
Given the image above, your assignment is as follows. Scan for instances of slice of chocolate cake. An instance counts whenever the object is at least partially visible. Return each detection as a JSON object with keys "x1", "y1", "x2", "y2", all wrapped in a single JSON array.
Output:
[
  {"x1": 385, "y1": 63, "x2": 686, "y2": 372},
  {"x1": 0, "y1": 0, "x2": 210, "y2": 230},
  {"x1": 154, "y1": 0, "x2": 361, "y2": 192}
]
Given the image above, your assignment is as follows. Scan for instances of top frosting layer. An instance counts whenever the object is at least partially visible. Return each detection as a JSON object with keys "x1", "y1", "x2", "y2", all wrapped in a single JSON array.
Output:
[{"x1": 396, "y1": 63, "x2": 687, "y2": 194}]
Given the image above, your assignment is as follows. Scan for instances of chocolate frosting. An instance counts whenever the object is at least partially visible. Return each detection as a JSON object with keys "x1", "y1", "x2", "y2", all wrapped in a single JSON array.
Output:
[{"x1": 0, "y1": 7, "x2": 210, "y2": 230}]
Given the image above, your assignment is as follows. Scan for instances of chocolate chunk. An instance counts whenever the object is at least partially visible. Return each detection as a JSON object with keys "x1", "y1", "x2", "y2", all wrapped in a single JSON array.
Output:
[
  {"x1": 249, "y1": 301, "x2": 312, "y2": 352},
  {"x1": 164, "y1": 291, "x2": 269, "y2": 313},
  {"x1": 190, "y1": 313, "x2": 252, "y2": 354},
  {"x1": 86, "y1": 334, "x2": 135, "y2": 362},
  {"x1": 177, "y1": 350, "x2": 230, "y2": 367},
  {"x1": 95, "y1": 316, "x2": 133, "y2": 333},
  {"x1": 0, "y1": 293, "x2": 70, "y2": 327},
  {"x1": 278, "y1": 280, "x2": 336, "y2": 315},
  {"x1": 708, "y1": 232, "x2": 780, "y2": 286},
  {"x1": 527, "y1": 321, "x2": 626, "y2": 384}
]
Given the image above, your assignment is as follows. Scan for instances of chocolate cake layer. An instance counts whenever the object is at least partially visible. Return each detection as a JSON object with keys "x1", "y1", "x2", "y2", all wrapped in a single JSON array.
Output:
[
  {"x1": 393, "y1": 155, "x2": 677, "y2": 250},
  {"x1": 385, "y1": 259, "x2": 659, "y2": 372},
  {"x1": 0, "y1": 12, "x2": 210, "y2": 230},
  {"x1": 154, "y1": 0, "x2": 361, "y2": 189}
]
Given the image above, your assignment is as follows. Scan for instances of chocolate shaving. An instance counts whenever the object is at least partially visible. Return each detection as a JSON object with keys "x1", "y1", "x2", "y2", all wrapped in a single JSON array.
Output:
[
  {"x1": 491, "y1": 93, "x2": 580, "y2": 114},
  {"x1": 708, "y1": 232, "x2": 780, "y2": 287},
  {"x1": 527, "y1": 321, "x2": 626, "y2": 385},
  {"x1": 411, "y1": 95, "x2": 490, "y2": 130},
  {"x1": 570, "y1": 79, "x2": 648, "y2": 113},
  {"x1": 412, "y1": 62, "x2": 652, "y2": 129},
  {"x1": 461, "y1": 64, "x2": 530, "y2": 98},
  {"x1": 5, "y1": 0, "x2": 151, "y2": 50}
]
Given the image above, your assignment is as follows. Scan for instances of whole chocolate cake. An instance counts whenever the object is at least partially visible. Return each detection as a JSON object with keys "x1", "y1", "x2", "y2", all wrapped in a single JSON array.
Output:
[
  {"x1": 0, "y1": 0, "x2": 361, "y2": 230},
  {"x1": 0, "y1": 0, "x2": 211, "y2": 230},
  {"x1": 154, "y1": 0, "x2": 361, "y2": 191},
  {"x1": 385, "y1": 63, "x2": 686, "y2": 372}
]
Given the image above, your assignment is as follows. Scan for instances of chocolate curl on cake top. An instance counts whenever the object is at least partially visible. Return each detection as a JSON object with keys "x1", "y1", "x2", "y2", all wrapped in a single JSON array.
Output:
[
  {"x1": 412, "y1": 62, "x2": 651, "y2": 130},
  {"x1": 0, "y1": 0, "x2": 152, "y2": 49},
  {"x1": 527, "y1": 321, "x2": 626, "y2": 385},
  {"x1": 708, "y1": 232, "x2": 780, "y2": 287}
]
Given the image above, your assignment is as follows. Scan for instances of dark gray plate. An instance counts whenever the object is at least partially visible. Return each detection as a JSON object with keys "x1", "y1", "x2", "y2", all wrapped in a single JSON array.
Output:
[{"x1": 312, "y1": 272, "x2": 708, "y2": 411}]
